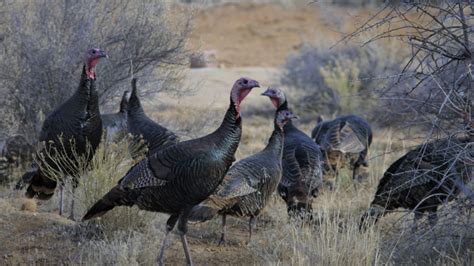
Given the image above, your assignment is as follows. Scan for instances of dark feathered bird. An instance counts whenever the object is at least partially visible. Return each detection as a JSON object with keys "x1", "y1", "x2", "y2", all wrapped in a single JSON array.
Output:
[
  {"x1": 361, "y1": 129, "x2": 472, "y2": 230},
  {"x1": 101, "y1": 90, "x2": 129, "y2": 143},
  {"x1": 82, "y1": 77, "x2": 260, "y2": 265},
  {"x1": 19, "y1": 48, "x2": 107, "y2": 219},
  {"x1": 127, "y1": 78, "x2": 179, "y2": 157},
  {"x1": 311, "y1": 115, "x2": 372, "y2": 181},
  {"x1": 189, "y1": 110, "x2": 298, "y2": 244},
  {"x1": 261, "y1": 87, "x2": 323, "y2": 217}
]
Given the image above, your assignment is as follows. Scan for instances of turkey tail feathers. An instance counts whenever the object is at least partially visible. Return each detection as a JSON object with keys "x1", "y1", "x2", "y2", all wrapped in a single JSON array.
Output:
[
  {"x1": 188, "y1": 205, "x2": 219, "y2": 223},
  {"x1": 82, "y1": 199, "x2": 115, "y2": 221}
]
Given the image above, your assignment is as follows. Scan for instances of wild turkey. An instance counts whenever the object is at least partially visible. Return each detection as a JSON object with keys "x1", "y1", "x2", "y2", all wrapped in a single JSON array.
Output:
[
  {"x1": 261, "y1": 87, "x2": 323, "y2": 217},
  {"x1": 19, "y1": 48, "x2": 107, "y2": 219},
  {"x1": 127, "y1": 78, "x2": 179, "y2": 157},
  {"x1": 311, "y1": 115, "x2": 372, "y2": 181},
  {"x1": 82, "y1": 77, "x2": 260, "y2": 265},
  {"x1": 361, "y1": 118, "x2": 473, "y2": 231},
  {"x1": 189, "y1": 110, "x2": 298, "y2": 244},
  {"x1": 101, "y1": 90, "x2": 129, "y2": 143}
]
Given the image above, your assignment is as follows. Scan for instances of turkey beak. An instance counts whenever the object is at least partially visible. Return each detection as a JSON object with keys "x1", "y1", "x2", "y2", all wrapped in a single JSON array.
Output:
[
  {"x1": 291, "y1": 114, "x2": 299, "y2": 120},
  {"x1": 251, "y1": 80, "x2": 260, "y2": 89},
  {"x1": 261, "y1": 89, "x2": 271, "y2": 97},
  {"x1": 99, "y1": 50, "x2": 108, "y2": 59}
]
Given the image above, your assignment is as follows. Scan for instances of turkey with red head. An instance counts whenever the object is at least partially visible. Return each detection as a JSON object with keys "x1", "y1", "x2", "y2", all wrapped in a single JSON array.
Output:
[
  {"x1": 261, "y1": 87, "x2": 323, "y2": 219},
  {"x1": 82, "y1": 77, "x2": 260, "y2": 265},
  {"x1": 189, "y1": 110, "x2": 298, "y2": 244},
  {"x1": 19, "y1": 48, "x2": 107, "y2": 220}
]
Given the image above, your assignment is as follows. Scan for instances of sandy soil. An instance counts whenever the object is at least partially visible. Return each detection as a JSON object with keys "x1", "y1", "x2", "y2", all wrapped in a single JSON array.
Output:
[{"x1": 188, "y1": 2, "x2": 369, "y2": 67}]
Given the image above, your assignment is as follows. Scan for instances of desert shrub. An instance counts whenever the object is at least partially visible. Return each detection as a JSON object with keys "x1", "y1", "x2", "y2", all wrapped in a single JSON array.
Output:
[
  {"x1": 0, "y1": 0, "x2": 190, "y2": 142},
  {"x1": 281, "y1": 42, "x2": 402, "y2": 118}
]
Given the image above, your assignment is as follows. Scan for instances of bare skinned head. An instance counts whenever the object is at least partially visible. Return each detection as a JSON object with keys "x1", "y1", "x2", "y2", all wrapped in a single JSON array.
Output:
[
  {"x1": 83, "y1": 48, "x2": 107, "y2": 79},
  {"x1": 230, "y1": 77, "x2": 260, "y2": 116},
  {"x1": 276, "y1": 110, "x2": 298, "y2": 129},
  {"x1": 261, "y1": 87, "x2": 286, "y2": 109}
]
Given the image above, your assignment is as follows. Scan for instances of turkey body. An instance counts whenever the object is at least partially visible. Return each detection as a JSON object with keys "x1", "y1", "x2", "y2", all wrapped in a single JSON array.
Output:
[
  {"x1": 188, "y1": 117, "x2": 284, "y2": 241},
  {"x1": 83, "y1": 76, "x2": 261, "y2": 265},
  {"x1": 312, "y1": 115, "x2": 372, "y2": 180},
  {"x1": 362, "y1": 135, "x2": 472, "y2": 227},
  {"x1": 278, "y1": 103, "x2": 323, "y2": 216},
  {"x1": 83, "y1": 100, "x2": 242, "y2": 217},
  {"x1": 127, "y1": 79, "x2": 179, "y2": 156},
  {"x1": 23, "y1": 66, "x2": 103, "y2": 199}
]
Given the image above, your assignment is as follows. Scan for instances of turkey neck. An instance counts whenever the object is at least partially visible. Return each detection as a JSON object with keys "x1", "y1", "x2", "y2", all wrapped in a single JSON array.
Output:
[
  {"x1": 211, "y1": 98, "x2": 242, "y2": 153},
  {"x1": 263, "y1": 122, "x2": 284, "y2": 158},
  {"x1": 68, "y1": 65, "x2": 91, "y2": 111},
  {"x1": 87, "y1": 78, "x2": 101, "y2": 119}
]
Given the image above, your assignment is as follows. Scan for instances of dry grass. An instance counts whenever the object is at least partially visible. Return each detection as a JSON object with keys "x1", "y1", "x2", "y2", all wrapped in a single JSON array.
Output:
[
  {"x1": 76, "y1": 140, "x2": 156, "y2": 233},
  {"x1": 0, "y1": 102, "x2": 472, "y2": 265}
]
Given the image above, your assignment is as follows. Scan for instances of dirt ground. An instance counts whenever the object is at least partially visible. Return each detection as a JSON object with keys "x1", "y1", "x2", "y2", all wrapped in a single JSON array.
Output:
[{"x1": 188, "y1": 2, "x2": 369, "y2": 67}]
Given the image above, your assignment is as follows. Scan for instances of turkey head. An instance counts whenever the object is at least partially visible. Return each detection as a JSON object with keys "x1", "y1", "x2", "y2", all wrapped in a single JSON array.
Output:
[
  {"x1": 231, "y1": 77, "x2": 260, "y2": 117},
  {"x1": 261, "y1": 87, "x2": 286, "y2": 109},
  {"x1": 276, "y1": 110, "x2": 298, "y2": 130},
  {"x1": 84, "y1": 48, "x2": 107, "y2": 79}
]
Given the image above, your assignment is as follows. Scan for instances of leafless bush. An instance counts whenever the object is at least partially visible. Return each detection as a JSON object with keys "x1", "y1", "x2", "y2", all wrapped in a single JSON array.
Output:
[
  {"x1": 346, "y1": 2, "x2": 473, "y2": 131},
  {"x1": 280, "y1": 42, "x2": 402, "y2": 117},
  {"x1": 345, "y1": 2, "x2": 474, "y2": 264},
  {"x1": 0, "y1": 0, "x2": 191, "y2": 142},
  {"x1": 379, "y1": 201, "x2": 474, "y2": 264}
]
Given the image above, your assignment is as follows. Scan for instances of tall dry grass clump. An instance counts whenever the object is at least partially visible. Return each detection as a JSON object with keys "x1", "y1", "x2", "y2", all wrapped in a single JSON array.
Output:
[
  {"x1": 253, "y1": 194, "x2": 382, "y2": 265},
  {"x1": 77, "y1": 139, "x2": 155, "y2": 232}
]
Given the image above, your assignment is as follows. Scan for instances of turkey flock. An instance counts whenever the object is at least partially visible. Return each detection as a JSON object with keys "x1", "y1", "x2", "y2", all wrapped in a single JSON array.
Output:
[{"x1": 8, "y1": 48, "x2": 472, "y2": 265}]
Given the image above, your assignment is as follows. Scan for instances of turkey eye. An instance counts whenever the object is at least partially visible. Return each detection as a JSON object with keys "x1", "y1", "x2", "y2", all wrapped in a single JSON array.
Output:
[
  {"x1": 92, "y1": 50, "x2": 96, "y2": 54},
  {"x1": 243, "y1": 79, "x2": 248, "y2": 85}
]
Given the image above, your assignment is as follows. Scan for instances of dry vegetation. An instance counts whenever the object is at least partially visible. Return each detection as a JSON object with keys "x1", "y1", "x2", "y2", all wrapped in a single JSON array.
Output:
[
  {"x1": 0, "y1": 1, "x2": 473, "y2": 265},
  {"x1": 1, "y1": 115, "x2": 471, "y2": 265}
]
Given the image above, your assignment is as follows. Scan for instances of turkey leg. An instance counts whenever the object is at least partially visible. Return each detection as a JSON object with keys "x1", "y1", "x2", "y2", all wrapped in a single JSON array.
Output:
[
  {"x1": 158, "y1": 214, "x2": 179, "y2": 265},
  {"x1": 248, "y1": 216, "x2": 256, "y2": 243},
  {"x1": 219, "y1": 214, "x2": 227, "y2": 246},
  {"x1": 59, "y1": 185, "x2": 64, "y2": 215},
  {"x1": 69, "y1": 186, "x2": 76, "y2": 220},
  {"x1": 177, "y1": 208, "x2": 193, "y2": 266}
]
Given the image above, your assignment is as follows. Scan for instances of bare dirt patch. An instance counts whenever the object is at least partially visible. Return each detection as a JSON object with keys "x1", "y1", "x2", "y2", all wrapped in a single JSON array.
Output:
[{"x1": 188, "y1": 3, "x2": 370, "y2": 67}]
